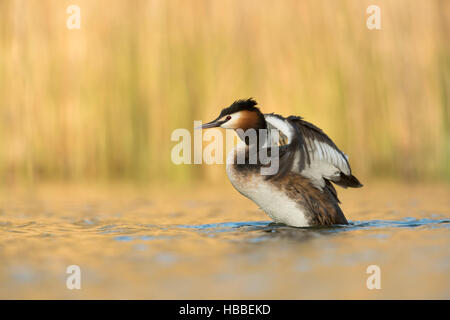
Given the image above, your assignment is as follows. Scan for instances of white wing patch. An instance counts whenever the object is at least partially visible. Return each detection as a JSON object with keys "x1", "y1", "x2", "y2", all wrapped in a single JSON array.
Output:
[
  {"x1": 304, "y1": 136, "x2": 350, "y2": 176},
  {"x1": 264, "y1": 114, "x2": 351, "y2": 190},
  {"x1": 264, "y1": 114, "x2": 294, "y2": 145}
]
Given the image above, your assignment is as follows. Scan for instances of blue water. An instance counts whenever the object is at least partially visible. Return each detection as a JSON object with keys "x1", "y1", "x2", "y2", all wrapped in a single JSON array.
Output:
[
  {"x1": 108, "y1": 217, "x2": 450, "y2": 243},
  {"x1": 175, "y1": 217, "x2": 450, "y2": 233}
]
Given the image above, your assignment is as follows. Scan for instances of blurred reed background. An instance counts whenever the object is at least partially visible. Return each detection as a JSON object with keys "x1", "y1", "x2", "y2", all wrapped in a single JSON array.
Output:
[{"x1": 0, "y1": 0, "x2": 449, "y2": 187}]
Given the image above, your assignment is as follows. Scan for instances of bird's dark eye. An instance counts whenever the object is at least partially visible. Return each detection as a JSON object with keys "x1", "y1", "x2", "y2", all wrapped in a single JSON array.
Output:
[{"x1": 226, "y1": 116, "x2": 231, "y2": 120}]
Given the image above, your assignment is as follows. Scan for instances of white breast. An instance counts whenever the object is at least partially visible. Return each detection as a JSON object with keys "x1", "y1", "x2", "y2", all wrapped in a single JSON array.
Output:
[{"x1": 226, "y1": 143, "x2": 310, "y2": 227}]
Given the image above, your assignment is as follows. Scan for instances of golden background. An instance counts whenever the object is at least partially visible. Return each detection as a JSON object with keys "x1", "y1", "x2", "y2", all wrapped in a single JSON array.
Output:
[{"x1": 0, "y1": 0, "x2": 449, "y2": 186}]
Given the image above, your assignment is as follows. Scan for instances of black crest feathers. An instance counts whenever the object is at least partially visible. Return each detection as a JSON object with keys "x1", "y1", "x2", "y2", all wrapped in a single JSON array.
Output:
[{"x1": 219, "y1": 98, "x2": 259, "y2": 117}]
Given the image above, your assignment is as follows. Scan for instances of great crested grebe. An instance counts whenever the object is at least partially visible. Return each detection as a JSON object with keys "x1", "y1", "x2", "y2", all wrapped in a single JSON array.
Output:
[{"x1": 198, "y1": 98, "x2": 362, "y2": 227}]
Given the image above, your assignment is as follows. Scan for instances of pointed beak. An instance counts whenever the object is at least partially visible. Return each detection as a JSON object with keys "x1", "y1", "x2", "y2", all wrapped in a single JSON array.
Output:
[{"x1": 195, "y1": 119, "x2": 223, "y2": 130}]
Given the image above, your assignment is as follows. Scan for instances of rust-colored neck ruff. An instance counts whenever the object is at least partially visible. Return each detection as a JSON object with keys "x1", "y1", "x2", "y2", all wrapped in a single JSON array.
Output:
[{"x1": 236, "y1": 110, "x2": 267, "y2": 131}]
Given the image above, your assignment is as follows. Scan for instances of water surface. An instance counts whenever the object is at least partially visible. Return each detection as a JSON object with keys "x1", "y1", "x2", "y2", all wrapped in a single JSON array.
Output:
[{"x1": 0, "y1": 183, "x2": 449, "y2": 299}]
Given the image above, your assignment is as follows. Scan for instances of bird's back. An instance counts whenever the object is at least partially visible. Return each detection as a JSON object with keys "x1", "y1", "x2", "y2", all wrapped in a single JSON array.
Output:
[{"x1": 226, "y1": 141, "x2": 348, "y2": 226}]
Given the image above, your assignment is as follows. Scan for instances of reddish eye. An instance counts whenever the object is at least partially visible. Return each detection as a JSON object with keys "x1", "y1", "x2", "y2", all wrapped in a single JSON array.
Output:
[{"x1": 226, "y1": 116, "x2": 231, "y2": 120}]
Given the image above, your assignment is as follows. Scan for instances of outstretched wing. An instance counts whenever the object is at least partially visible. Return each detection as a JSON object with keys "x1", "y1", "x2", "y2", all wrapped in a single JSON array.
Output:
[{"x1": 264, "y1": 113, "x2": 362, "y2": 189}]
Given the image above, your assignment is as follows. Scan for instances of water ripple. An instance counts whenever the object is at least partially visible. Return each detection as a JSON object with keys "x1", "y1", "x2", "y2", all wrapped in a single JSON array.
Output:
[{"x1": 173, "y1": 217, "x2": 450, "y2": 235}]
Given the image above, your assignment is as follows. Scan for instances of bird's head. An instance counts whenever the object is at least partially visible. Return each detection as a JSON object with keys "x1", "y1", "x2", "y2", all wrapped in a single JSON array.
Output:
[{"x1": 197, "y1": 98, "x2": 266, "y2": 132}]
